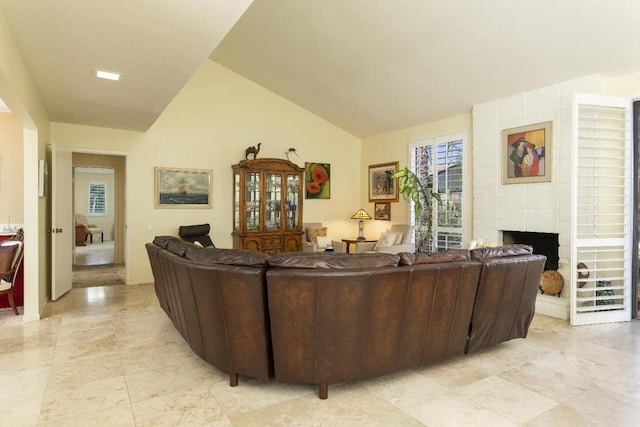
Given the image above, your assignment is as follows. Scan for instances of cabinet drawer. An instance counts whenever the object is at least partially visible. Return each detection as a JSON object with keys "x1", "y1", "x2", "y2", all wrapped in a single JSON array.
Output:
[{"x1": 263, "y1": 236, "x2": 283, "y2": 247}]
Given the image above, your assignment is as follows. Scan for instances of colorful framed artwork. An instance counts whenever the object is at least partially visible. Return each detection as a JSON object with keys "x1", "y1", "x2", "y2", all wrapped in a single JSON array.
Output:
[
  {"x1": 155, "y1": 167, "x2": 212, "y2": 208},
  {"x1": 368, "y1": 161, "x2": 399, "y2": 202},
  {"x1": 374, "y1": 202, "x2": 391, "y2": 220},
  {"x1": 502, "y1": 121, "x2": 552, "y2": 184},
  {"x1": 305, "y1": 162, "x2": 330, "y2": 199}
]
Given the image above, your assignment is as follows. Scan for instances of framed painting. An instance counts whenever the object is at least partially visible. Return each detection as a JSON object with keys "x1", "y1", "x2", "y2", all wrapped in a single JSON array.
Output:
[
  {"x1": 305, "y1": 162, "x2": 330, "y2": 199},
  {"x1": 374, "y1": 202, "x2": 391, "y2": 220},
  {"x1": 502, "y1": 121, "x2": 552, "y2": 184},
  {"x1": 368, "y1": 162, "x2": 399, "y2": 202},
  {"x1": 155, "y1": 167, "x2": 212, "y2": 208}
]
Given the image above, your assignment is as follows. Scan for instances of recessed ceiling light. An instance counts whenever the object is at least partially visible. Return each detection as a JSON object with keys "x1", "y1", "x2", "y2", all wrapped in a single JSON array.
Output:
[
  {"x1": 0, "y1": 97, "x2": 10, "y2": 113},
  {"x1": 94, "y1": 69, "x2": 121, "y2": 81}
]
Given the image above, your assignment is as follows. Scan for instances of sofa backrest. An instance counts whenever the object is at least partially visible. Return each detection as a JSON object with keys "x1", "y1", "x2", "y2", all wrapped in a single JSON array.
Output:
[
  {"x1": 269, "y1": 251, "x2": 399, "y2": 269},
  {"x1": 467, "y1": 244, "x2": 546, "y2": 353},
  {"x1": 266, "y1": 254, "x2": 481, "y2": 385},
  {"x1": 145, "y1": 241, "x2": 273, "y2": 381}
]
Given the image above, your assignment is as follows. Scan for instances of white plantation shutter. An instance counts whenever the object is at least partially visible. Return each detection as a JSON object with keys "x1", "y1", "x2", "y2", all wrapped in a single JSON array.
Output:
[
  {"x1": 88, "y1": 181, "x2": 107, "y2": 216},
  {"x1": 571, "y1": 94, "x2": 632, "y2": 326}
]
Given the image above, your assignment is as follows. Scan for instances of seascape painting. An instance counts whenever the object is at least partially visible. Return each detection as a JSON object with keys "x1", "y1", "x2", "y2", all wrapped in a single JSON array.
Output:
[{"x1": 155, "y1": 167, "x2": 212, "y2": 208}]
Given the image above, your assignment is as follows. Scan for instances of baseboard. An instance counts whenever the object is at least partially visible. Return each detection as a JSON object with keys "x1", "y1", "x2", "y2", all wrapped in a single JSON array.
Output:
[{"x1": 535, "y1": 293, "x2": 569, "y2": 319}]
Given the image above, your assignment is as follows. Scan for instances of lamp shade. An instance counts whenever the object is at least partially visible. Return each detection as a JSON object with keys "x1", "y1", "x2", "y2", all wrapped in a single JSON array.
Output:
[{"x1": 350, "y1": 209, "x2": 372, "y2": 220}]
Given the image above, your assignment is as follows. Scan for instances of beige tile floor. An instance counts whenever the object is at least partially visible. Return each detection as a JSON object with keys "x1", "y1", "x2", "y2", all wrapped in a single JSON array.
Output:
[{"x1": 1, "y1": 284, "x2": 639, "y2": 426}]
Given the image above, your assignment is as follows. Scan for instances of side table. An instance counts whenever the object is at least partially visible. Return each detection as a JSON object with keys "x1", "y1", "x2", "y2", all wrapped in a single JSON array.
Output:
[{"x1": 341, "y1": 238, "x2": 378, "y2": 254}]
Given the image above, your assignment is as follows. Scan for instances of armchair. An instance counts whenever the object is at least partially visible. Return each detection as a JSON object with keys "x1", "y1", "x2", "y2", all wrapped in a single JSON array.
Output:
[
  {"x1": 355, "y1": 224, "x2": 414, "y2": 254},
  {"x1": 74, "y1": 213, "x2": 104, "y2": 243},
  {"x1": 302, "y1": 223, "x2": 346, "y2": 253},
  {"x1": 178, "y1": 223, "x2": 215, "y2": 248}
]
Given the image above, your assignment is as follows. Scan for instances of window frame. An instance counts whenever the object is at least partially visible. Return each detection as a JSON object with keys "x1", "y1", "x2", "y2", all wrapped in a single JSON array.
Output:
[
  {"x1": 408, "y1": 132, "x2": 469, "y2": 251},
  {"x1": 87, "y1": 180, "x2": 107, "y2": 216}
]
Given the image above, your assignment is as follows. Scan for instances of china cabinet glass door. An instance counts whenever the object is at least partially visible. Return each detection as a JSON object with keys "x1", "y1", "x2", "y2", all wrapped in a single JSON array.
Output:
[
  {"x1": 286, "y1": 174, "x2": 300, "y2": 229},
  {"x1": 233, "y1": 172, "x2": 240, "y2": 230},
  {"x1": 265, "y1": 173, "x2": 282, "y2": 230},
  {"x1": 246, "y1": 172, "x2": 260, "y2": 230}
]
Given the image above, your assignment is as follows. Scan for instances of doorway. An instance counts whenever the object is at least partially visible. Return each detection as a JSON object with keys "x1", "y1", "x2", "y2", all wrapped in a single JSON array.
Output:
[{"x1": 71, "y1": 154, "x2": 126, "y2": 289}]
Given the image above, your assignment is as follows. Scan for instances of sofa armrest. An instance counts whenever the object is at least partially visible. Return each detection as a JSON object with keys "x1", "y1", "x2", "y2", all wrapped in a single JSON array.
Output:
[
  {"x1": 302, "y1": 241, "x2": 318, "y2": 252},
  {"x1": 355, "y1": 241, "x2": 377, "y2": 253}
]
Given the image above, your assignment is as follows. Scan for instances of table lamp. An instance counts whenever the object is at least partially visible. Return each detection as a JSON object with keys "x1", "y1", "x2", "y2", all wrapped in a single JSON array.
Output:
[{"x1": 350, "y1": 208, "x2": 372, "y2": 240}]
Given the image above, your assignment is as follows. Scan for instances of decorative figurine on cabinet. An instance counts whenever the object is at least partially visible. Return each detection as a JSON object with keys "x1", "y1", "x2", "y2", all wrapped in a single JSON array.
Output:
[{"x1": 245, "y1": 142, "x2": 261, "y2": 160}]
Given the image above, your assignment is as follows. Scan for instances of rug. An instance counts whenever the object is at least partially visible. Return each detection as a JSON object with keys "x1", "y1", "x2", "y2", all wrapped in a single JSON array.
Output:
[{"x1": 73, "y1": 264, "x2": 125, "y2": 288}]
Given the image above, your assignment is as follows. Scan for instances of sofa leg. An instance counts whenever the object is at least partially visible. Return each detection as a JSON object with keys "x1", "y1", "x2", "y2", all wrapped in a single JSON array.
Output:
[
  {"x1": 229, "y1": 373, "x2": 238, "y2": 387},
  {"x1": 319, "y1": 383, "x2": 328, "y2": 399}
]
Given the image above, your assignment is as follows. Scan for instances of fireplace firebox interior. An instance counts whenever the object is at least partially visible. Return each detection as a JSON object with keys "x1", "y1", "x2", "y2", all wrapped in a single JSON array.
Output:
[{"x1": 502, "y1": 231, "x2": 559, "y2": 271}]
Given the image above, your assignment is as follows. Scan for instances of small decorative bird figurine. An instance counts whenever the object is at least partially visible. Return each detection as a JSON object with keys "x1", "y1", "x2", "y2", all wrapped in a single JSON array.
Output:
[{"x1": 285, "y1": 147, "x2": 299, "y2": 160}]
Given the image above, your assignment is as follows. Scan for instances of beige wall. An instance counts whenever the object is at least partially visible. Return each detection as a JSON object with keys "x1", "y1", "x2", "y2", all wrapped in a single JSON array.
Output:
[
  {"x1": 360, "y1": 114, "x2": 473, "y2": 239},
  {"x1": 0, "y1": 112, "x2": 23, "y2": 225},
  {"x1": 0, "y1": 7, "x2": 50, "y2": 320},
  {"x1": 52, "y1": 60, "x2": 361, "y2": 284},
  {"x1": 604, "y1": 72, "x2": 640, "y2": 98}
]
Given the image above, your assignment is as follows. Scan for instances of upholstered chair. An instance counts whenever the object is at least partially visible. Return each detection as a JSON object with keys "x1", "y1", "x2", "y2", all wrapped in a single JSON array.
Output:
[
  {"x1": 74, "y1": 212, "x2": 104, "y2": 243},
  {"x1": 302, "y1": 223, "x2": 346, "y2": 253},
  {"x1": 355, "y1": 224, "x2": 415, "y2": 254}
]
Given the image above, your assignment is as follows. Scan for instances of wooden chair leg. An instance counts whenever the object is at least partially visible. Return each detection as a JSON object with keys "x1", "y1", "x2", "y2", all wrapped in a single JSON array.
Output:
[
  {"x1": 229, "y1": 373, "x2": 238, "y2": 387},
  {"x1": 7, "y1": 290, "x2": 18, "y2": 315},
  {"x1": 319, "y1": 383, "x2": 328, "y2": 399}
]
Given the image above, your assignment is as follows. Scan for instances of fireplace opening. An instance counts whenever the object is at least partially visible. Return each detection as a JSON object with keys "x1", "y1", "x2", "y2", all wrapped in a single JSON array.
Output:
[{"x1": 502, "y1": 231, "x2": 559, "y2": 271}]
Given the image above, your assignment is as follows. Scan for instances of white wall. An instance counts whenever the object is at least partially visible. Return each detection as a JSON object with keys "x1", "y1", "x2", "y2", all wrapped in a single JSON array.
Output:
[
  {"x1": 0, "y1": 7, "x2": 50, "y2": 320},
  {"x1": 52, "y1": 60, "x2": 361, "y2": 285},
  {"x1": 0, "y1": 112, "x2": 23, "y2": 226},
  {"x1": 471, "y1": 74, "x2": 603, "y2": 319}
]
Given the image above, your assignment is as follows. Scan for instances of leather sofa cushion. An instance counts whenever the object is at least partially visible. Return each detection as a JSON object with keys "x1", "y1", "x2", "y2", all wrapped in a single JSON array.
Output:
[
  {"x1": 153, "y1": 235, "x2": 175, "y2": 249},
  {"x1": 399, "y1": 249, "x2": 470, "y2": 266},
  {"x1": 153, "y1": 235, "x2": 200, "y2": 257},
  {"x1": 187, "y1": 247, "x2": 269, "y2": 267},
  {"x1": 470, "y1": 244, "x2": 533, "y2": 260},
  {"x1": 269, "y1": 252, "x2": 399, "y2": 269}
]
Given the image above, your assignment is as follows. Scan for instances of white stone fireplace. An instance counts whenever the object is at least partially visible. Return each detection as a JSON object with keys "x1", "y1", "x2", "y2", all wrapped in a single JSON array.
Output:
[{"x1": 471, "y1": 74, "x2": 605, "y2": 319}]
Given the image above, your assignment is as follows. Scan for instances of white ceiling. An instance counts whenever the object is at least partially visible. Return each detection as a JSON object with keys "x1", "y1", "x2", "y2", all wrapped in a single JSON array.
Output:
[
  {"x1": 3, "y1": 1, "x2": 640, "y2": 137},
  {"x1": 0, "y1": 0, "x2": 253, "y2": 130}
]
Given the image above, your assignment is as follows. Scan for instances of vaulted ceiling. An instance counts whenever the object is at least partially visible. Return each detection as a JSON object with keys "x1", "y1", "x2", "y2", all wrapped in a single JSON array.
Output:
[{"x1": 3, "y1": 1, "x2": 640, "y2": 137}]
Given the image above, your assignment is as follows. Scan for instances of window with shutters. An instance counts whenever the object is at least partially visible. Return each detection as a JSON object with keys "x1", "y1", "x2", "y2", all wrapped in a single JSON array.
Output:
[
  {"x1": 88, "y1": 181, "x2": 107, "y2": 216},
  {"x1": 409, "y1": 133, "x2": 466, "y2": 251}
]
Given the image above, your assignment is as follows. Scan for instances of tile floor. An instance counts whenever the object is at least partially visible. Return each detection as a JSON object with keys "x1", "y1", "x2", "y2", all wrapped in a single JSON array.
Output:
[{"x1": 1, "y1": 284, "x2": 639, "y2": 426}]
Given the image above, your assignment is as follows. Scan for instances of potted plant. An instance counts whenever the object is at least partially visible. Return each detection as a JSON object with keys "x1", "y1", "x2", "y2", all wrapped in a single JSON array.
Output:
[{"x1": 392, "y1": 167, "x2": 441, "y2": 252}]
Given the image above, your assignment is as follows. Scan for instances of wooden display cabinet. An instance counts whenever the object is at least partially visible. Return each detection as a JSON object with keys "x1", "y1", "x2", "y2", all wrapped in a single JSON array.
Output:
[{"x1": 232, "y1": 158, "x2": 304, "y2": 254}]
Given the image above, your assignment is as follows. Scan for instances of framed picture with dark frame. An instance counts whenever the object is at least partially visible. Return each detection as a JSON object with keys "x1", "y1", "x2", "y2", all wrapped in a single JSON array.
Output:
[
  {"x1": 155, "y1": 167, "x2": 212, "y2": 208},
  {"x1": 374, "y1": 202, "x2": 391, "y2": 220},
  {"x1": 368, "y1": 161, "x2": 399, "y2": 202},
  {"x1": 502, "y1": 121, "x2": 552, "y2": 184}
]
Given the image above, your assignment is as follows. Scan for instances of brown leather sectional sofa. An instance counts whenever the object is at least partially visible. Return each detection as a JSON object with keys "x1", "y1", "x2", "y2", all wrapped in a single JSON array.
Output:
[{"x1": 146, "y1": 236, "x2": 545, "y2": 399}]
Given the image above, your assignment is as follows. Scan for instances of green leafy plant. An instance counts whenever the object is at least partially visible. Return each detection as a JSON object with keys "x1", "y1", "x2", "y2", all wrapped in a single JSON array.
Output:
[{"x1": 392, "y1": 167, "x2": 441, "y2": 252}]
